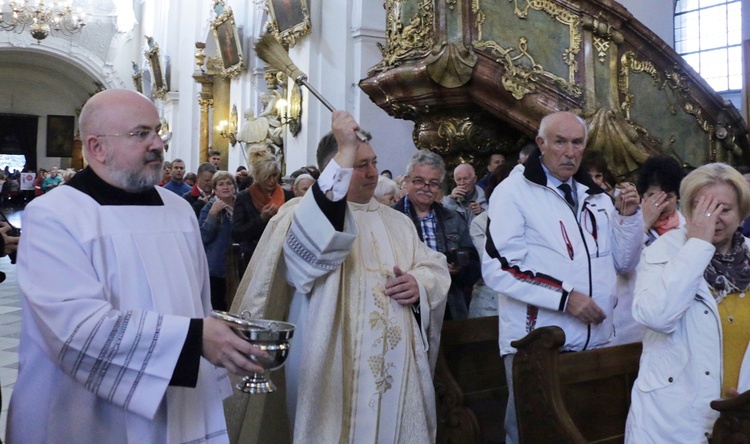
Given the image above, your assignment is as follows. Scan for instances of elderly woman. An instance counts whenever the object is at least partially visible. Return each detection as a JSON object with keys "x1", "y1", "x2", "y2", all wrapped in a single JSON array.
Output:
[
  {"x1": 199, "y1": 171, "x2": 237, "y2": 311},
  {"x1": 625, "y1": 163, "x2": 750, "y2": 442},
  {"x1": 374, "y1": 175, "x2": 399, "y2": 206},
  {"x1": 232, "y1": 145, "x2": 294, "y2": 272},
  {"x1": 612, "y1": 155, "x2": 686, "y2": 345}
]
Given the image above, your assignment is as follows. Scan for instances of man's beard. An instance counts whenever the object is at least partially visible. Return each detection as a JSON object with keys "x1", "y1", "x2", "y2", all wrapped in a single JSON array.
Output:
[{"x1": 104, "y1": 149, "x2": 163, "y2": 193}]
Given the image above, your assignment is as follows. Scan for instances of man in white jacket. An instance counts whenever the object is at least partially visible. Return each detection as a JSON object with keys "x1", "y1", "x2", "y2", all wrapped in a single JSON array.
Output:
[{"x1": 482, "y1": 111, "x2": 644, "y2": 444}]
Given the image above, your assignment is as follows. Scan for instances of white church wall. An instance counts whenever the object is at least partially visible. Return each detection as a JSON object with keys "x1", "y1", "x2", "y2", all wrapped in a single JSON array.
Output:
[{"x1": 617, "y1": 0, "x2": 675, "y2": 48}]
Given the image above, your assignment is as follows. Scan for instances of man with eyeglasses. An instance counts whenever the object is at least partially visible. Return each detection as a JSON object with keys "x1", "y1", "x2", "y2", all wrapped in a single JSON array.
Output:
[
  {"x1": 393, "y1": 150, "x2": 481, "y2": 320},
  {"x1": 228, "y1": 111, "x2": 450, "y2": 443},
  {"x1": 8, "y1": 89, "x2": 267, "y2": 443},
  {"x1": 482, "y1": 111, "x2": 644, "y2": 444}
]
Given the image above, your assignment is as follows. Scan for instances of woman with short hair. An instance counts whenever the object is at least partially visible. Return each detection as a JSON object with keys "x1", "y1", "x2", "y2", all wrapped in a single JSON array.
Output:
[
  {"x1": 626, "y1": 163, "x2": 750, "y2": 442},
  {"x1": 199, "y1": 171, "x2": 237, "y2": 310}
]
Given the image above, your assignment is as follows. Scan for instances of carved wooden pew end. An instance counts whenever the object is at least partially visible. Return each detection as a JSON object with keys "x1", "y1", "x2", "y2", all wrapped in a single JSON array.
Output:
[{"x1": 511, "y1": 326, "x2": 642, "y2": 444}]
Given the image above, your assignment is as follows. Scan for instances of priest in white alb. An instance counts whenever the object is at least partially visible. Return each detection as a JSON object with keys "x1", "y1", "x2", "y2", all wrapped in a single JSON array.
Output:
[
  {"x1": 8, "y1": 89, "x2": 267, "y2": 444},
  {"x1": 225, "y1": 110, "x2": 450, "y2": 443}
]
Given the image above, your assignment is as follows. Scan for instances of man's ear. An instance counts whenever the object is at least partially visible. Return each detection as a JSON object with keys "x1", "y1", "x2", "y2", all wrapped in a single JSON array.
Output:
[{"x1": 84, "y1": 136, "x2": 107, "y2": 164}]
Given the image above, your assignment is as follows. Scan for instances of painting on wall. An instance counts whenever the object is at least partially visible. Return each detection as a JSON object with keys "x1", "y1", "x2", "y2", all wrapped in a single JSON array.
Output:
[
  {"x1": 0, "y1": 114, "x2": 37, "y2": 156},
  {"x1": 267, "y1": 0, "x2": 311, "y2": 46},
  {"x1": 145, "y1": 36, "x2": 168, "y2": 99},
  {"x1": 46, "y1": 115, "x2": 75, "y2": 158},
  {"x1": 211, "y1": 3, "x2": 244, "y2": 78}
]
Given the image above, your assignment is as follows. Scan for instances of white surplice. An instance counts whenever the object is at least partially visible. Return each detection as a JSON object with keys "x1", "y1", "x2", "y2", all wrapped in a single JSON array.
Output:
[
  {"x1": 226, "y1": 188, "x2": 450, "y2": 444},
  {"x1": 8, "y1": 185, "x2": 231, "y2": 444}
]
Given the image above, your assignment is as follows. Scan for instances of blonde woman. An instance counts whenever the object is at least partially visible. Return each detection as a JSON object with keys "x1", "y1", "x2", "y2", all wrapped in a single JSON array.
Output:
[
  {"x1": 231, "y1": 145, "x2": 293, "y2": 271},
  {"x1": 626, "y1": 163, "x2": 750, "y2": 442}
]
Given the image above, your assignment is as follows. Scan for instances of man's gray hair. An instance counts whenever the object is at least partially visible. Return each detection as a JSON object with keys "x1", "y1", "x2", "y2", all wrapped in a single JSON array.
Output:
[
  {"x1": 537, "y1": 111, "x2": 588, "y2": 141},
  {"x1": 406, "y1": 150, "x2": 446, "y2": 182},
  {"x1": 197, "y1": 162, "x2": 217, "y2": 175}
]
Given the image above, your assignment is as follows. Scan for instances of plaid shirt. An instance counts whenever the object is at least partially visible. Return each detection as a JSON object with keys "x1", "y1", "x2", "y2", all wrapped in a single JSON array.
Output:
[{"x1": 404, "y1": 195, "x2": 438, "y2": 251}]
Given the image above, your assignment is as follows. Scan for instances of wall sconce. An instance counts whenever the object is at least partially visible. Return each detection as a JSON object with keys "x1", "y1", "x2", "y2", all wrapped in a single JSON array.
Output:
[
  {"x1": 159, "y1": 119, "x2": 173, "y2": 151},
  {"x1": 276, "y1": 83, "x2": 302, "y2": 136},
  {"x1": 216, "y1": 105, "x2": 238, "y2": 146}
]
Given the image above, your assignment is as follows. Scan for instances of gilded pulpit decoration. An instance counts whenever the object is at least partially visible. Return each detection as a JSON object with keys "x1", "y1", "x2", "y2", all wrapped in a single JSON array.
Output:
[
  {"x1": 426, "y1": 42, "x2": 477, "y2": 88},
  {"x1": 471, "y1": 0, "x2": 582, "y2": 100},
  {"x1": 473, "y1": 37, "x2": 581, "y2": 100},
  {"x1": 582, "y1": 14, "x2": 622, "y2": 64},
  {"x1": 586, "y1": 108, "x2": 651, "y2": 179},
  {"x1": 471, "y1": 0, "x2": 486, "y2": 41},
  {"x1": 359, "y1": 0, "x2": 750, "y2": 187},
  {"x1": 510, "y1": 0, "x2": 582, "y2": 84},
  {"x1": 370, "y1": 0, "x2": 435, "y2": 75},
  {"x1": 620, "y1": 52, "x2": 713, "y2": 135},
  {"x1": 618, "y1": 51, "x2": 659, "y2": 121},
  {"x1": 410, "y1": 110, "x2": 517, "y2": 167},
  {"x1": 664, "y1": 67, "x2": 713, "y2": 134}
]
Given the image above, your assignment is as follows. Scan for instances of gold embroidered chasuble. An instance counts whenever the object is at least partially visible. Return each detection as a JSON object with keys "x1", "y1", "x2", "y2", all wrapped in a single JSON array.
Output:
[{"x1": 224, "y1": 194, "x2": 449, "y2": 444}]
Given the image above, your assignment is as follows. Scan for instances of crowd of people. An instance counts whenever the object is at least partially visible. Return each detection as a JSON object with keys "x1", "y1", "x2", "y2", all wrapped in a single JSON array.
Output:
[{"x1": 4, "y1": 88, "x2": 750, "y2": 443}]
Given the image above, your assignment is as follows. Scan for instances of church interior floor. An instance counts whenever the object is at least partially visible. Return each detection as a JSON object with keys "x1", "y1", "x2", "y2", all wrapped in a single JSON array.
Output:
[{"x1": 0, "y1": 208, "x2": 24, "y2": 440}]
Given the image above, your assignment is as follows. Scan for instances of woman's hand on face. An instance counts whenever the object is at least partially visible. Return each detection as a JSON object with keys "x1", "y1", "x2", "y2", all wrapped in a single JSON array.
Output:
[
  {"x1": 641, "y1": 190, "x2": 667, "y2": 229},
  {"x1": 686, "y1": 195, "x2": 723, "y2": 244}
]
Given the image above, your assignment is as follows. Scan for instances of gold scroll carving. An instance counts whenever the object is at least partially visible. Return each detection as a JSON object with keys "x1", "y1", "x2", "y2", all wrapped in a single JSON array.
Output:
[
  {"x1": 473, "y1": 37, "x2": 582, "y2": 100},
  {"x1": 510, "y1": 0, "x2": 582, "y2": 83},
  {"x1": 470, "y1": 0, "x2": 582, "y2": 100},
  {"x1": 370, "y1": 0, "x2": 435, "y2": 75},
  {"x1": 619, "y1": 51, "x2": 713, "y2": 134}
]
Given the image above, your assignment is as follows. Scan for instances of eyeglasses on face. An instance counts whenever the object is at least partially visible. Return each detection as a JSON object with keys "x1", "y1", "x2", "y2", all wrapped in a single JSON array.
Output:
[
  {"x1": 409, "y1": 177, "x2": 441, "y2": 189},
  {"x1": 96, "y1": 129, "x2": 169, "y2": 144}
]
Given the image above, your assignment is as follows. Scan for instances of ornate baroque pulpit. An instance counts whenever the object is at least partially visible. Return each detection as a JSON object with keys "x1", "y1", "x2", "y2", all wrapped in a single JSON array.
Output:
[{"x1": 360, "y1": 0, "x2": 750, "y2": 175}]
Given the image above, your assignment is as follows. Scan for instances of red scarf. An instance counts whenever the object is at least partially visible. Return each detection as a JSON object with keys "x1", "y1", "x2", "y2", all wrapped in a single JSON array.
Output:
[
  {"x1": 249, "y1": 182, "x2": 285, "y2": 212},
  {"x1": 653, "y1": 210, "x2": 680, "y2": 236}
]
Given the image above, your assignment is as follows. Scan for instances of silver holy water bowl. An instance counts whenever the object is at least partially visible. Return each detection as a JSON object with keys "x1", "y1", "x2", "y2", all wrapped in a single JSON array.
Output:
[{"x1": 211, "y1": 310, "x2": 295, "y2": 394}]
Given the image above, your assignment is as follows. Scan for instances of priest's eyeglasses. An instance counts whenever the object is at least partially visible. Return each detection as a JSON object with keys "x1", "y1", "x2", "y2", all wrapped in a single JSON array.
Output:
[
  {"x1": 96, "y1": 129, "x2": 168, "y2": 144},
  {"x1": 409, "y1": 177, "x2": 441, "y2": 190}
]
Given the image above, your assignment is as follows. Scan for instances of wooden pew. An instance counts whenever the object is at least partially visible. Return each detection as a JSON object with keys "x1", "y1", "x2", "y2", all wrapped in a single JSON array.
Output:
[
  {"x1": 511, "y1": 326, "x2": 642, "y2": 444},
  {"x1": 435, "y1": 316, "x2": 507, "y2": 444},
  {"x1": 435, "y1": 320, "x2": 750, "y2": 443}
]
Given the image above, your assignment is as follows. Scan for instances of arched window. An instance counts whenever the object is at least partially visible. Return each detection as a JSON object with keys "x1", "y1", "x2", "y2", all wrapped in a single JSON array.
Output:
[{"x1": 674, "y1": 0, "x2": 742, "y2": 92}]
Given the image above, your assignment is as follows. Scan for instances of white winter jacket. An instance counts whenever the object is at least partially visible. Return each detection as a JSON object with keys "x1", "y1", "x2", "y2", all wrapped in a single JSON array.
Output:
[
  {"x1": 482, "y1": 153, "x2": 644, "y2": 355},
  {"x1": 626, "y1": 228, "x2": 750, "y2": 443}
]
